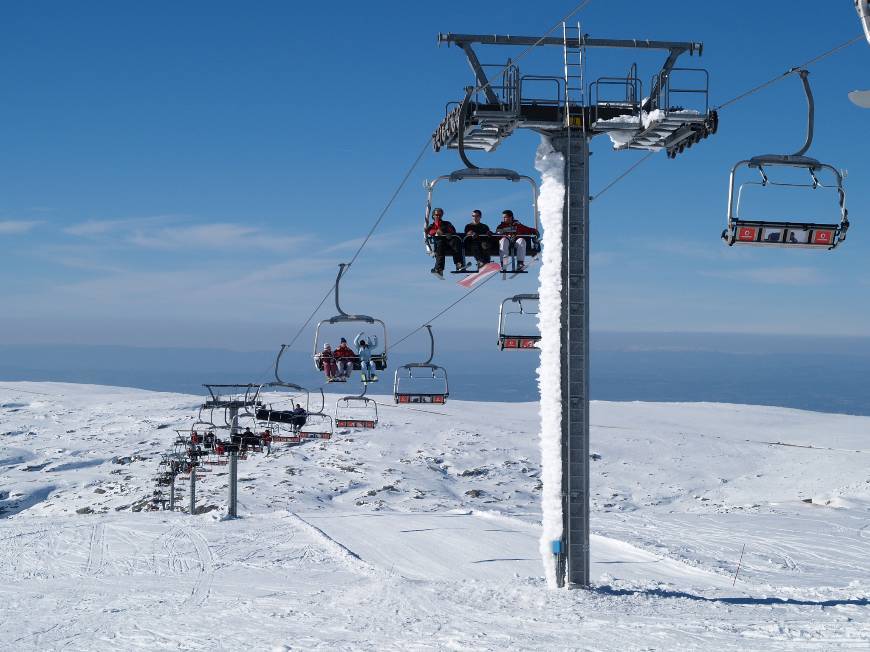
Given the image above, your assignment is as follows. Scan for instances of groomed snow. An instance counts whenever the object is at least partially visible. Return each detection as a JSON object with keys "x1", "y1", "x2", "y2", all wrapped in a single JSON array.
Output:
[{"x1": 2, "y1": 381, "x2": 870, "y2": 650}]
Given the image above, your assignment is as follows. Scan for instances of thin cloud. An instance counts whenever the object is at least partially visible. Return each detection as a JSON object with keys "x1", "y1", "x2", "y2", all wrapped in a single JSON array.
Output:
[
  {"x1": 702, "y1": 266, "x2": 826, "y2": 285},
  {"x1": 128, "y1": 223, "x2": 304, "y2": 252},
  {"x1": 0, "y1": 220, "x2": 41, "y2": 235},
  {"x1": 644, "y1": 238, "x2": 735, "y2": 261},
  {"x1": 64, "y1": 215, "x2": 177, "y2": 237},
  {"x1": 322, "y1": 226, "x2": 418, "y2": 254}
]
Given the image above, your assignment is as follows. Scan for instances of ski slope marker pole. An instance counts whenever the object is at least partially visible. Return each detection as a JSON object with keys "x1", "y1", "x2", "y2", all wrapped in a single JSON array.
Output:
[{"x1": 732, "y1": 543, "x2": 746, "y2": 586}]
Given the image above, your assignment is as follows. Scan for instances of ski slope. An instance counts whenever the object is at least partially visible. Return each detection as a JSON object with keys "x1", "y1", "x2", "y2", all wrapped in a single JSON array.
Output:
[{"x1": 2, "y1": 381, "x2": 870, "y2": 650}]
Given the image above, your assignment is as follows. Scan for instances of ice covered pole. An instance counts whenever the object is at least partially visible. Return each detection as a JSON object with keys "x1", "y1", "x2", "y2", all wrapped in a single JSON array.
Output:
[{"x1": 534, "y1": 136, "x2": 566, "y2": 588}]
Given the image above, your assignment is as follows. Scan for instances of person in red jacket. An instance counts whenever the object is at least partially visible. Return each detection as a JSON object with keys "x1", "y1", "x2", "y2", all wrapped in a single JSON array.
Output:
[
  {"x1": 496, "y1": 209, "x2": 539, "y2": 271},
  {"x1": 332, "y1": 337, "x2": 356, "y2": 381},
  {"x1": 426, "y1": 208, "x2": 465, "y2": 278}
]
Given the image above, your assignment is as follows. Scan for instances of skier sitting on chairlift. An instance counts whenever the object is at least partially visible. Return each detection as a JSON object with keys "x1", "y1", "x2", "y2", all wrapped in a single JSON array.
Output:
[
  {"x1": 496, "y1": 210, "x2": 538, "y2": 272},
  {"x1": 427, "y1": 208, "x2": 465, "y2": 278},
  {"x1": 354, "y1": 332, "x2": 379, "y2": 382},
  {"x1": 317, "y1": 343, "x2": 337, "y2": 381},
  {"x1": 234, "y1": 427, "x2": 259, "y2": 449},
  {"x1": 333, "y1": 337, "x2": 355, "y2": 381},
  {"x1": 291, "y1": 403, "x2": 307, "y2": 431},
  {"x1": 463, "y1": 209, "x2": 494, "y2": 267}
]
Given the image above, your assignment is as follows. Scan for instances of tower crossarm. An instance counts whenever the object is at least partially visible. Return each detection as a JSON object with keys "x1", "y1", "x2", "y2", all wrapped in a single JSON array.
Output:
[{"x1": 437, "y1": 33, "x2": 702, "y2": 55}]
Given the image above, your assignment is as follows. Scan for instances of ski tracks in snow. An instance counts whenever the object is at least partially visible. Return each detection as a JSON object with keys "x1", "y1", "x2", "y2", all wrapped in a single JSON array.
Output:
[
  {"x1": 151, "y1": 524, "x2": 215, "y2": 608},
  {"x1": 182, "y1": 526, "x2": 215, "y2": 608},
  {"x1": 85, "y1": 522, "x2": 107, "y2": 576}
]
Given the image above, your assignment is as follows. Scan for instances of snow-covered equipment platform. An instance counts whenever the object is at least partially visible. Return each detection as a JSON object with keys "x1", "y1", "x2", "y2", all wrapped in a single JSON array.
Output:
[{"x1": 432, "y1": 34, "x2": 717, "y2": 160}]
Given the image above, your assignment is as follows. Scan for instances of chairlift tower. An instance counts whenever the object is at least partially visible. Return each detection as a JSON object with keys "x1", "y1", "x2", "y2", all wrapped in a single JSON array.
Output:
[
  {"x1": 433, "y1": 27, "x2": 717, "y2": 588},
  {"x1": 202, "y1": 383, "x2": 264, "y2": 518}
]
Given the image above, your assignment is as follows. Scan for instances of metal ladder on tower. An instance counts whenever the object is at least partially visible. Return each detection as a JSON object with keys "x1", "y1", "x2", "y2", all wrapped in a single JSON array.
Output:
[{"x1": 562, "y1": 22, "x2": 585, "y2": 129}]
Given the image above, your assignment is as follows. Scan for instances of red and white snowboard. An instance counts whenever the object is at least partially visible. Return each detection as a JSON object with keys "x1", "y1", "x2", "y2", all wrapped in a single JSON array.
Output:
[{"x1": 457, "y1": 262, "x2": 501, "y2": 288}]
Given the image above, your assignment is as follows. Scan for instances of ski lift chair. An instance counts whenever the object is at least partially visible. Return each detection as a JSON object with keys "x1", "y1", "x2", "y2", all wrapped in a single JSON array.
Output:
[
  {"x1": 722, "y1": 70, "x2": 849, "y2": 249},
  {"x1": 335, "y1": 384, "x2": 378, "y2": 429},
  {"x1": 313, "y1": 264, "x2": 388, "y2": 377},
  {"x1": 424, "y1": 167, "x2": 541, "y2": 274},
  {"x1": 393, "y1": 325, "x2": 449, "y2": 404},
  {"x1": 230, "y1": 410, "x2": 270, "y2": 455},
  {"x1": 202, "y1": 383, "x2": 264, "y2": 410},
  {"x1": 203, "y1": 444, "x2": 230, "y2": 466},
  {"x1": 255, "y1": 409, "x2": 305, "y2": 443},
  {"x1": 497, "y1": 294, "x2": 541, "y2": 350},
  {"x1": 258, "y1": 347, "x2": 319, "y2": 442},
  {"x1": 298, "y1": 411, "x2": 335, "y2": 440}
]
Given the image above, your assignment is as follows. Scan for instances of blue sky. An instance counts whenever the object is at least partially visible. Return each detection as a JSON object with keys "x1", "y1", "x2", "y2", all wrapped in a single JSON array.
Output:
[{"x1": 2, "y1": 0, "x2": 867, "y2": 358}]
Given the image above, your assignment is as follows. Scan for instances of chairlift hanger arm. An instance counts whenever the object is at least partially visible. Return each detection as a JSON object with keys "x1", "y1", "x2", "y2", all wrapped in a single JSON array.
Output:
[
  {"x1": 422, "y1": 325, "x2": 435, "y2": 366},
  {"x1": 273, "y1": 345, "x2": 306, "y2": 387},
  {"x1": 328, "y1": 263, "x2": 381, "y2": 322},
  {"x1": 334, "y1": 263, "x2": 350, "y2": 317},
  {"x1": 793, "y1": 69, "x2": 813, "y2": 158},
  {"x1": 458, "y1": 86, "x2": 479, "y2": 170}
]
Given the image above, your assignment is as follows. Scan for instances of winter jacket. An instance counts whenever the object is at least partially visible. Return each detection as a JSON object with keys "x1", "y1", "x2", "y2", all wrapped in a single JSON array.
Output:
[
  {"x1": 427, "y1": 219, "x2": 457, "y2": 237},
  {"x1": 317, "y1": 348, "x2": 334, "y2": 361},
  {"x1": 333, "y1": 344, "x2": 355, "y2": 360},
  {"x1": 496, "y1": 219, "x2": 538, "y2": 236},
  {"x1": 464, "y1": 222, "x2": 492, "y2": 236},
  {"x1": 354, "y1": 332, "x2": 378, "y2": 363}
]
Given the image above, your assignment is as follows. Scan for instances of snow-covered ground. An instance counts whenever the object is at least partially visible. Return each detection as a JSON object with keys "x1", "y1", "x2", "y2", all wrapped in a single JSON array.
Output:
[{"x1": 2, "y1": 381, "x2": 870, "y2": 650}]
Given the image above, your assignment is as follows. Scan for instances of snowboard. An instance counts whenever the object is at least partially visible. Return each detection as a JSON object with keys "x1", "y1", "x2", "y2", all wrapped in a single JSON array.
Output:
[{"x1": 457, "y1": 262, "x2": 501, "y2": 288}]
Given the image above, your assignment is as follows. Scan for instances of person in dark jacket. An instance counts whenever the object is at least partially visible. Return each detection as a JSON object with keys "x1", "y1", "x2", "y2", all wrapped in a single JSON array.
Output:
[
  {"x1": 290, "y1": 403, "x2": 307, "y2": 431},
  {"x1": 427, "y1": 208, "x2": 465, "y2": 277},
  {"x1": 463, "y1": 209, "x2": 494, "y2": 267},
  {"x1": 496, "y1": 209, "x2": 539, "y2": 271}
]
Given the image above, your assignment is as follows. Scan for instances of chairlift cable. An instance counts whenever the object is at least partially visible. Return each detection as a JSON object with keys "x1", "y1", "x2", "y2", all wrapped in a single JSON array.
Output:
[
  {"x1": 590, "y1": 150, "x2": 656, "y2": 201},
  {"x1": 590, "y1": 34, "x2": 864, "y2": 202},
  {"x1": 373, "y1": 400, "x2": 449, "y2": 417},
  {"x1": 261, "y1": 137, "x2": 431, "y2": 386},
  {"x1": 389, "y1": 271, "x2": 499, "y2": 353},
  {"x1": 714, "y1": 34, "x2": 865, "y2": 111},
  {"x1": 268, "y1": 2, "x2": 595, "y2": 382}
]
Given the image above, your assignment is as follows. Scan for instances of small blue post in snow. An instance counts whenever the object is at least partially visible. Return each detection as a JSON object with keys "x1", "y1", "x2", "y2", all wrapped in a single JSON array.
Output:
[{"x1": 551, "y1": 540, "x2": 562, "y2": 555}]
